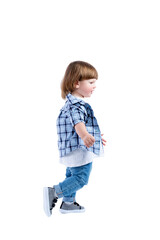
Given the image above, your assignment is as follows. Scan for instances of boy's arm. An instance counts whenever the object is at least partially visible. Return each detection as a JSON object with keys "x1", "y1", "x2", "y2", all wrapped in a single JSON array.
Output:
[{"x1": 74, "y1": 122, "x2": 95, "y2": 148}]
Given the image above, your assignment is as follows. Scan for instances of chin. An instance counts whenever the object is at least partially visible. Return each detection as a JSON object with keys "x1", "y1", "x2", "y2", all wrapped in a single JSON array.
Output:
[{"x1": 83, "y1": 92, "x2": 91, "y2": 98}]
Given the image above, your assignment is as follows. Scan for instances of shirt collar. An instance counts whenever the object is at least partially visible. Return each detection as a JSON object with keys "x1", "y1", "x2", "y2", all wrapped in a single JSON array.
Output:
[{"x1": 66, "y1": 93, "x2": 86, "y2": 106}]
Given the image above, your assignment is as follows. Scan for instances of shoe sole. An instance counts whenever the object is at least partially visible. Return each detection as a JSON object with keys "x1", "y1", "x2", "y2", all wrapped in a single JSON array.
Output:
[
  {"x1": 43, "y1": 187, "x2": 51, "y2": 217},
  {"x1": 59, "y1": 208, "x2": 85, "y2": 214}
]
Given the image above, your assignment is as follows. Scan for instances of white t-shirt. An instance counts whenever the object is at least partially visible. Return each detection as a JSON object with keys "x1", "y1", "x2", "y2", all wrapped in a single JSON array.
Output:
[{"x1": 59, "y1": 141, "x2": 104, "y2": 167}]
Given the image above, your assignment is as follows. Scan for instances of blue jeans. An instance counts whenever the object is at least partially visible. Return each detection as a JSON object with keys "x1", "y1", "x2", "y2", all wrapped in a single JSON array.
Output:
[{"x1": 54, "y1": 162, "x2": 92, "y2": 202}]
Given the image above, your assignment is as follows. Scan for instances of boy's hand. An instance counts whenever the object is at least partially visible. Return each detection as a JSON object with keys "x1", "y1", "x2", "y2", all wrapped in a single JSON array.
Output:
[
  {"x1": 82, "y1": 133, "x2": 95, "y2": 148},
  {"x1": 101, "y1": 134, "x2": 107, "y2": 146}
]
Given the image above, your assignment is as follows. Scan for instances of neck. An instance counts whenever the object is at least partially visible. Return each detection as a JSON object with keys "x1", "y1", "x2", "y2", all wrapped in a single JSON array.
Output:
[{"x1": 72, "y1": 91, "x2": 84, "y2": 98}]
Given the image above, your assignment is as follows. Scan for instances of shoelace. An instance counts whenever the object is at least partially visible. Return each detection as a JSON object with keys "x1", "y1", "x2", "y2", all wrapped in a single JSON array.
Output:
[
  {"x1": 74, "y1": 202, "x2": 80, "y2": 206},
  {"x1": 74, "y1": 202, "x2": 81, "y2": 209},
  {"x1": 50, "y1": 197, "x2": 58, "y2": 210}
]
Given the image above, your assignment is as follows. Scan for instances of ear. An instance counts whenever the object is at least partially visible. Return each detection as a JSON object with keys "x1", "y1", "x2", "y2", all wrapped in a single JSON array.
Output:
[{"x1": 74, "y1": 80, "x2": 80, "y2": 89}]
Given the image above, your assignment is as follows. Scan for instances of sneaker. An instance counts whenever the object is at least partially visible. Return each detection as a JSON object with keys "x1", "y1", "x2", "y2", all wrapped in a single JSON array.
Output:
[
  {"x1": 59, "y1": 201, "x2": 85, "y2": 214},
  {"x1": 43, "y1": 187, "x2": 58, "y2": 217}
]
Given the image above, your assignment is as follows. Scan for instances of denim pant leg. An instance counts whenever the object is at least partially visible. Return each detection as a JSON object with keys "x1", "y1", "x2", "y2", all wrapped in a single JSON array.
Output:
[
  {"x1": 62, "y1": 167, "x2": 76, "y2": 202},
  {"x1": 54, "y1": 162, "x2": 92, "y2": 202}
]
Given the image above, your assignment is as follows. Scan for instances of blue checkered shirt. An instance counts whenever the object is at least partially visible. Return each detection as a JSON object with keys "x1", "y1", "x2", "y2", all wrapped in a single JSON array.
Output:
[{"x1": 56, "y1": 93, "x2": 103, "y2": 157}]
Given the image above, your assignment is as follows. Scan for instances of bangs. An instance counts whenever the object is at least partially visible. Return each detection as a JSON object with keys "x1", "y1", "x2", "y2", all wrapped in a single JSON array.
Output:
[{"x1": 80, "y1": 65, "x2": 98, "y2": 81}]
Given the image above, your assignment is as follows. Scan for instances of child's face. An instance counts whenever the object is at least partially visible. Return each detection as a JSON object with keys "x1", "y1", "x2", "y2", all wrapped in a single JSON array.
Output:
[{"x1": 73, "y1": 79, "x2": 97, "y2": 98}]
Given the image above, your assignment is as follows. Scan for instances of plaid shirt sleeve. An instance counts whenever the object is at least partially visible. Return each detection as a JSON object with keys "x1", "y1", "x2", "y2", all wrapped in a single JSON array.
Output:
[{"x1": 69, "y1": 106, "x2": 86, "y2": 127}]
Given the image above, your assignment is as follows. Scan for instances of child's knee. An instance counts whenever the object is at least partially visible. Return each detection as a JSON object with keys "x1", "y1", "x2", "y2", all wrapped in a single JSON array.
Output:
[{"x1": 76, "y1": 174, "x2": 89, "y2": 187}]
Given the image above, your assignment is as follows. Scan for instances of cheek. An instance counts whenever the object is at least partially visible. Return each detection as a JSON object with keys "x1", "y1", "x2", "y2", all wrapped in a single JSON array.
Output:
[
  {"x1": 82, "y1": 84, "x2": 90, "y2": 91},
  {"x1": 89, "y1": 84, "x2": 93, "y2": 90},
  {"x1": 81, "y1": 83, "x2": 92, "y2": 93},
  {"x1": 85, "y1": 85, "x2": 91, "y2": 92}
]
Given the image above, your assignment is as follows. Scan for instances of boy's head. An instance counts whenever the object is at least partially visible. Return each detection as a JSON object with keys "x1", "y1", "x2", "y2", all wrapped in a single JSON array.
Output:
[{"x1": 61, "y1": 61, "x2": 98, "y2": 99}]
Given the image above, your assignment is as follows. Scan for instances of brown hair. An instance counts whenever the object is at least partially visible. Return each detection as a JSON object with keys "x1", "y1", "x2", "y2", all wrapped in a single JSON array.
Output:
[{"x1": 61, "y1": 61, "x2": 98, "y2": 99}]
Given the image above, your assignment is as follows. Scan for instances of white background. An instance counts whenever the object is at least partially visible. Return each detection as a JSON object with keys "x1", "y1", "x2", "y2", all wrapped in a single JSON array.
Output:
[{"x1": 0, "y1": 0, "x2": 160, "y2": 239}]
